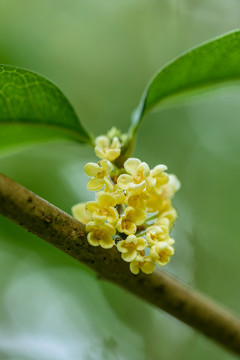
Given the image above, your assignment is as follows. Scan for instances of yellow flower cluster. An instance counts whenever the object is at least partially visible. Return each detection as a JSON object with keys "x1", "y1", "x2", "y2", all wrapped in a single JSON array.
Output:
[{"x1": 72, "y1": 131, "x2": 180, "y2": 275}]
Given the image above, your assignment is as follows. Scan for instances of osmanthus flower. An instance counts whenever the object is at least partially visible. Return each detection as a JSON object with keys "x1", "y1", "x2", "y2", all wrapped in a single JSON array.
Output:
[
  {"x1": 71, "y1": 202, "x2": 92, "y2": 224},
  {"x1": 130, "y1": 255, "x2": 155, "y2": 275},
  {"x1": 95, "y1": 135, "x2": 121, "y2": 161},
  {"x1": 84, "y1": 159, "x2": 113, "y2": 191},
  {"x1": 117, "y1": 158, "x2": 150, "y2": 191},
  {"x1": 156, "y1": 208, "x2": 178, "y2": 230},
  {"x1": 116, "y1": 206, "x2": 147, "y2": 235},
  {"x1": 150, "y1": 242, "x2": 174, "y2": 266},
  {"x1": 146, "y1": 224, "x2": 175, "y2": 247},
  {"x1": 146, "y1": 225, "x2": 169, "y2": 246},
  {"x1": 126, "y1": 185, "x2": 149, "y2": 209},
  {"x1": 161, "y1": 174, "x2": 181, "y2": 199},
  {"x1": 72, "y1": 131, "x2": 180, "y2": 275},
  {"x1": 85, "y1": 192, "x2": 119, "y2": 224},
  {"x1": 147, "y1": 164, "x2": 169, "y2": 194},
  {"x1": 117, "y1": 235, "x2": 147, "y2": 262},
  {"x1": 86, "y1": 221, "x2": 115, "y2": 249},
  {"x1": 105, "y1": 184, "x2": 126, "y2": 204}
]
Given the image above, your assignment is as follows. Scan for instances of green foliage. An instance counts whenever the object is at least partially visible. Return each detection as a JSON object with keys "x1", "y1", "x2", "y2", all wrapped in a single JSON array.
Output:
[
  {"x1": 0, "y1": 65, "x2": 92, "y2": 154},
  {"x1": 131, "y1": 30, "x2": 240, "y2": 134}
]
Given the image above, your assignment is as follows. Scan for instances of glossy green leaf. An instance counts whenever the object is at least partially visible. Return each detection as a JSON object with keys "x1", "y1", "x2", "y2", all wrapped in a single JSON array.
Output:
[
  {"x1": 131, "y1": 30, "x2": 240, "y2": 133},
  {"x1": 0, "y1": 65, "x2": 92, "y2": 154}
]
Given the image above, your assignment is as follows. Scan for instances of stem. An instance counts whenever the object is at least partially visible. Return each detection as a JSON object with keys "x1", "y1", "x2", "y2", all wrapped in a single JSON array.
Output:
[
  {"x1": 145, "y1": 213, "x2": 158, "y2": 223},
  {"x1": 0, "y1": 172, "x2": 240, "y2": 355}
]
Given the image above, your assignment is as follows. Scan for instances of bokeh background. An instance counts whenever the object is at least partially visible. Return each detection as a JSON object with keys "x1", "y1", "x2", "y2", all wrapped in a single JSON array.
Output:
[{"x1": 0, "y1": 0, "x2": 240, "y2": 359}]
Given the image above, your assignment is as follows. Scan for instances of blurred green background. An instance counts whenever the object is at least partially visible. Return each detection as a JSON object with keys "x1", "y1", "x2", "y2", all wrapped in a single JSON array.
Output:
[{"x1": 0, "y1": 0, "x2": 240, "y2": 359}]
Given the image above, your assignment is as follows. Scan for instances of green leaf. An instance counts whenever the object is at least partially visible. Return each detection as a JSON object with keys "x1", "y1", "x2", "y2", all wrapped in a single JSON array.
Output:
[
  {"x1": 131, "y1": 29, "x2": 240, "y2": 133},
  {"x1": 0, "y1": 65, "x2": 92, "y2": 154}
]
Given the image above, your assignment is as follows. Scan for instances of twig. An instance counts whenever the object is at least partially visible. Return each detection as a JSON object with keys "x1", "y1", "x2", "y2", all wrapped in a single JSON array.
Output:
[{"x1": 0, "y1": 172, "x2": 240, "y2": 355}]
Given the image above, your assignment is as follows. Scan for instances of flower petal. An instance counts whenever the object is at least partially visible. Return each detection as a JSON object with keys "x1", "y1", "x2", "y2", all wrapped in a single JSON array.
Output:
[
  {"x1": 122, "y1": 249, "x2": 137, "y2": 262},
  {"x1": 84, "y1": 162, "x2": 100, "y2": 177},
  {"x1": 134, "y1": 208, "x2": 147, "y2": 226},
  {"x1": 124, "y1": 158, "x2": 141, "y2": 176},
  {"x1": 130, "y1": 261, "x2": 140, "y2": 275},
  {"x1": 72, "y1": 203, "x2": 92, "y2": 224},
  {"x1": 137, "y1": 162, "x2": 150, "y2": 178},
  {"x1": 150, "y1": 164, "x2": 168, "y2": 177},
  {"x1": 85, "y1": 201, "x2": 99, "y2": 213},
  {"x1": 100, "y1": 236, "x2": 114, "y2": 249},
  {"x1": 117, "y1": 174, "x2": 133, "y2": 190},
  {"x1": 100, "y1": 159, "x2": 113, "y2": 173},
  {"x1": 87, "y1": 232, "x2": 100, "y2": 246},
  {"x1": 97, "y1": 192, "x2": 116, "y2": 208},
  {"x1": 106, "y1": 149, "x2": 121, "y2": 161},
  {"x1": 87, "y1": 178, "x2": 104, "y2": 191},
  {"x1": 95, "y1": 135, "x2": 110, "y2": 148}
]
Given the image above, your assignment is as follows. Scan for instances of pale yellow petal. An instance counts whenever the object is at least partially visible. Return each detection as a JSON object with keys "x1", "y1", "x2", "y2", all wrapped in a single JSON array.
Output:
[
  {"x1": 85, "y1": 201, "x2": 99, "y2": 213},
  {"x1": 84, "y1": 162, "x2": 100, "y2": 177},
  {"x1": 117, "y1": 241, "x2": 128, "y2": 253},
  {"x1": 111, "y1": 137, "x2": 121, "y2": 149},
  {"x1": 150, "y1": 164, "x2": 168, "y2": 177},
  {"x1": 101, "y1": 223, "x2": 116, "y2": 236},
  {"x1": 129, "y1": 180, "x2": 147, "y2": 193},
  {"x1": 122, "y1": 249, "x2": 137, "y2": 262},
  {"x1": 116, "y1": 219, "x2": 124, "y2": 233},
  {"x1": 71, "y1": 203, "x2": 92, "y2": 224},
  {"x1": 124, "y1": 222, "x2": 136, "y2": 235},
  {"x1": 95, "y1": 135, "x2": 110, "y2": 148},
  {"x1": 125, "y1": 235, "x2": 137, "y2": 245},
  {"x1": 95, "y1": 147, "x2": 106, "y2": 159},
  {"x1": 105, "y1": 148, "x2": 121, "y2": 161},
  {"x1": 86, "y1": 221, "x2": 98, "y2": 233},
  {"x1": 92, "y1": 214, "x2": 106, "y2": 224},
  {"x1": 107, "y1": 207, "x2": 119, "y2": 223},
  {"x1": 141, "y1": 260, "x2": 155, "y2": 274},
  {"x1": 134, "y1": 208, "x2": 147, "y2": 226},
  {"x1": 87, "y1": 232, "x2": 100, "y2": 247},
  {"x1": 130, "y1": 261, "x2": 140, "y2": 275},
  {"x1": 87, "y1": 178, "x2": 104, "y2": 191},
  {"x1": 137, "y1": 162, "x2": 150, "y2": 178},
  {"x1": 136, "y1": 237, "x2": 147, "y2": 251},
  {"x1": 100, "y1": 159, "x2": 113, "y2": 174},
  {"x1": 117, "y1": 174, "x2": 133, "y2": 190},
  {"x1": 97, "y1": 192, "x2": 116, "y2": 208},
  {"x1": 124, "y1": 158, "x2": 141, "y2": 175},
  {"x1": 100, "y1": 236, "x2": 114, "y2": 249}
]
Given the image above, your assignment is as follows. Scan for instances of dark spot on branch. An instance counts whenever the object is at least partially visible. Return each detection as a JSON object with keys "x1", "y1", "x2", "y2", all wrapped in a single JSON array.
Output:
[{"x1": 44, "y1": 216, "x2": 51, "y2": 224}]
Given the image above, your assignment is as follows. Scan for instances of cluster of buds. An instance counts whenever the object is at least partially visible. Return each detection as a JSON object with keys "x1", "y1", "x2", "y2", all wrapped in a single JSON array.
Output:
[{"x1": 72, "y1": 129, "x2": 180, "y2": 275}]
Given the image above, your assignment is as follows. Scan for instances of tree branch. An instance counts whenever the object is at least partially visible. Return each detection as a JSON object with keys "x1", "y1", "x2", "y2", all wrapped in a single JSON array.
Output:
[{"x1": 0, "y1": 172, "x2": 240, "y2": 355}]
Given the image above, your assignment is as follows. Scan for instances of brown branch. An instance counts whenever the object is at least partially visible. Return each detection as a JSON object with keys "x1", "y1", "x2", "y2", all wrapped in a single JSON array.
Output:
[{"x1": 0, "y1": 172, "x2": 240, "y2": 355}]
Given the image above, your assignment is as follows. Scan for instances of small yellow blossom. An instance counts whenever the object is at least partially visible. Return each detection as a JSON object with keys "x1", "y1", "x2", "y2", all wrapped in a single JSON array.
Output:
[
  {"x1": 117, "y1": 158, "x2": 150, "y2": 191},
  {"x1": 105, "y1": 184, "x2": 126, "y2": 204},
  {"x1": 130, "y1": 255, "x2": 155, "y2": 275},
  {"x1": 117, "y1": 235, "x2": 147, "y2": 262},
  {"x1": 71, "y1": 202, "x2": 92, "y2": 224},
  {"x1": 95, "y1": 135, "x2": 121, "y2": 161},
  {"x1": 147, "y1": 164, "x2": 169, "y2": 194},
  {"x1": 86, "y1": 221, "x2": 115, "y2": 249},
  {"x1": 116, "y1": 206, "x2": 147, "y2": 235},
  {"x1": 126, "y1": 186, "x2": 149, "y2": 208},
  {"x1": 85, "y1": 192, "x2": 119, "y2": 224},
  {"x1": 161, "y1": 174, "x2": 181, "y2": 199},
  {"x1": 84, "y1": 159, "x2": 113, "y2": 191},
  {"x1": 73, "y1": 134, "x2": 179, "y2": 275},
  {"x1": 150, "y1": 242, "x2": 174, "y2": 266},
  {"x1": 156, "y1": 207, "x2": 178, "y2": 229},
  {"x1": 146, "y1": 225, "x2": 169, "y2": 245}
]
